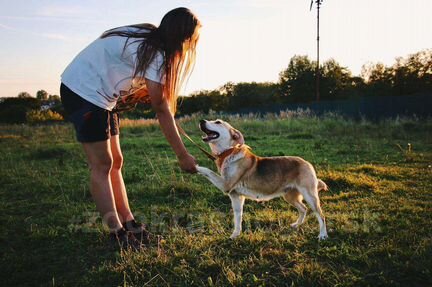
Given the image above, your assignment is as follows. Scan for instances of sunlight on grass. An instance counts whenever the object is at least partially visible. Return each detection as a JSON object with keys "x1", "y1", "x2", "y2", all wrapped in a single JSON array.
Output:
[
  {"x1": 120, "y1": 118, "x2": 158, "y2": 128},
  {"x1": 1, "y1": 114, "x2": 431, "y2": 286}
]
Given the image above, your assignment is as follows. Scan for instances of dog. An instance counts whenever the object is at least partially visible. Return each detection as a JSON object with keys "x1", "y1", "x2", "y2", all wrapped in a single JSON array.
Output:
[{"x1": 196, "y1": 119, "x2": 328, "y2": 240}]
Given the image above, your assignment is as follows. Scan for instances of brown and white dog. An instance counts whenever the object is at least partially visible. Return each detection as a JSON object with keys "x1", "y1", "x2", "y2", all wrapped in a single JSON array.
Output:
[{"x1": 196, "y1": 119, "x2": 329, "y2": 240}]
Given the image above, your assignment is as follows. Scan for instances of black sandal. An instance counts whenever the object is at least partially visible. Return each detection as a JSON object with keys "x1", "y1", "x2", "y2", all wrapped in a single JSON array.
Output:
[
  {"x1": 109, "y1": 227, "x2": 143, "y2": 251},
  {"x1": 123, "y1": 220, "x2": 151, "y2": 245}
]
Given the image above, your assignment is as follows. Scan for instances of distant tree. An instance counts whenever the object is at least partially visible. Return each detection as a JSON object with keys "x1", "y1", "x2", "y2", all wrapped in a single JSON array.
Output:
[
  {"x1": 279, "y1": 56, "x2": 355, "y2": 102},
  {"x1": 349, "y1": 76, "x2": 366, "y2": 98},
  {"x1": 361, "y1": 62, "x2": 393, "y2": 97},
  {"x1": 320, "y1": 58, "x2": 353, "y2": 99},
  {"x1": 393, "y1": 49, "x2": 432, "y2": 95},
  {"x1": 126, "y1": 49, "x2": 432, "y2": 118},
  {"x1": 36, "y1": 90, "x2": 49, "y2": 101},
  {"x1": 416, "y1": 49, "x2": 432, "y2": 92},
  {"x1": 229, "y1": 82, "x2": 278, "y2": 110},
  {"x1": 355, "y1": 49, "x2": 432, "y2": 97},
  {"x1": 17, "y1": 92, "x2": 32, "y2": 98},
  {"x1": 178, "y1": 89, "x2": 228, "y2": 115},
  {"x1": 219, "y1": 82, "x2": 235, "y2": 97},
  {"x1": 0, "y1": 97, "x2": 40, "y2": 123},
  {"x1": 278, "y1": 55, "x2": 318, "y2": 102},
  {"x1": 48, "y1": 94, "x2": 61, "y2": 102}
]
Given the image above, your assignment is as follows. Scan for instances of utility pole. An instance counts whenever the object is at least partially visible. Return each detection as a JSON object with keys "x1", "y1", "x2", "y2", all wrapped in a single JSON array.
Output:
[{"x1": 310, "y1": 0, "x2": 323, "y2": 102}]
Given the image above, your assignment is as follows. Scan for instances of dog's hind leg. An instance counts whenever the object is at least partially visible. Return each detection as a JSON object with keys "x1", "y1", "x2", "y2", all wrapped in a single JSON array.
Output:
[
  {"x1": 283, "y1": 190, "x2": 308, "y2": 229},
  {"x1": 299, "y1": 187, "x2": 328, "y2": 240},
  {"x1": 229, "y1": 192, "x2": 245, "y2": 239}
]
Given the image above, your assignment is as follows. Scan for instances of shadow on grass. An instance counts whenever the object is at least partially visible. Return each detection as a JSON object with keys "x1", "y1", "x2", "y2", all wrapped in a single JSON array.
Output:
[{"x1": 1, "y1": 227, "x2": 123, "y2": 286}]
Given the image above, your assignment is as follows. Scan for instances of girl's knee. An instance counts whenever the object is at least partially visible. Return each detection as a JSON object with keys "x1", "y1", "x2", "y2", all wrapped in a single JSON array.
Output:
[
  {"x1": 112, "y1": 153, "x2": 124, "y2": 171},
  {"x1": 89, "y1": 156, "x2": 113, "y2": 175}
]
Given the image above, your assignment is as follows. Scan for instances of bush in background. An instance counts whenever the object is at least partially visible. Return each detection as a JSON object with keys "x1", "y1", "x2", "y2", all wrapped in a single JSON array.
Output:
[{"x1": 26, "y1": 109, "x2": 64, "y2": 123}]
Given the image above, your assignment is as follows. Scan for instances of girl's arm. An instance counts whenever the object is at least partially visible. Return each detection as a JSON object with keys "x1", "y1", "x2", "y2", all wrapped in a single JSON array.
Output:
[{"x1": 145, "y1": 78, "x2": 197, "y2": 173}]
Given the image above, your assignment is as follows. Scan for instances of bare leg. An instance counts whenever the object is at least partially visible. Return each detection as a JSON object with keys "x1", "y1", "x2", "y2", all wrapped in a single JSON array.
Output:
[
  {"x1": 229, "y1": 192, "x2": 245, "y2": 239},
  {"x1": 109, "y1": 135, "x2": 134, "y2": 223},
  {"x1": 82, "y1": 140, "x2": 123, "y2": 232},
  {"x1": 283, "y1": 190, "x2": 308, "y2": 228}
]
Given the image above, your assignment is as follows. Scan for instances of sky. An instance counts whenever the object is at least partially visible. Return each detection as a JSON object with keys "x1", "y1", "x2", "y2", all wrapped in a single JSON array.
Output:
[{"x1": 0, "y1": 0, "x2": 431, "y2": 98}]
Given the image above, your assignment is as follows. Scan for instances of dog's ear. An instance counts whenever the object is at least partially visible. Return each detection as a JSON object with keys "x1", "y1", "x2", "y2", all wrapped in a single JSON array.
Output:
[{"x1": 231, "y1": 128, "x2": 244, "y2": 145}]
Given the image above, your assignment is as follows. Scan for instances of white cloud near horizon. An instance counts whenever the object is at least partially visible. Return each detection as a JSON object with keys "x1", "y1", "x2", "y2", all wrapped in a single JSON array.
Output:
[{"x1": 0, "y1": 21, "x2": 82, "y2": 43}]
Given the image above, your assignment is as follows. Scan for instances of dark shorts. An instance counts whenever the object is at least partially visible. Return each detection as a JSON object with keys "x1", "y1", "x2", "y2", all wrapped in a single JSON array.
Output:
[{"x1": 60, "y1": 83, "x2": 120, "y2": 143}]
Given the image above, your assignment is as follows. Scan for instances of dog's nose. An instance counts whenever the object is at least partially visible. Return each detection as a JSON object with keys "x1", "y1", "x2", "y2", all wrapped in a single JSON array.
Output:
[{"x1": 200, "y1": 119, "x2": 206, "y2": 125}]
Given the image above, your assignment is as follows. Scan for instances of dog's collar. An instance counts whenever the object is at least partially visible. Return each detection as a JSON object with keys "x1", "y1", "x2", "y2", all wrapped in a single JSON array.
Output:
[
  {"x1": 214, "y1": 144, "x2": 250, "y2": 167},
  {"x1": 216, "y1": 146, "x2": 236, "y2": 159}
]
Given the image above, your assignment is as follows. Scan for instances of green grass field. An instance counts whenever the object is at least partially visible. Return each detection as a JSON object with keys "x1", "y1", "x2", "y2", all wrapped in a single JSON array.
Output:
[{"x1": 1, "y1": 113, "x2": 431, "y2": 286}]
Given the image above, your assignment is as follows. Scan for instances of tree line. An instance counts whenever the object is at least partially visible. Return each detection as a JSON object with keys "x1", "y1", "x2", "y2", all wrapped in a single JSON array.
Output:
[
  {"x1": 169, "y1": 49, "x2": 431, "y2": 117},
  {"x1": 127, "y1": 49, "x2": 431, "y2": 117},
  {"x1": 0, "y1": 90, "x2": 63, "y2": 123},
  {"x1": 1, "y1": 49, "x2": 431, "y2": 122}
]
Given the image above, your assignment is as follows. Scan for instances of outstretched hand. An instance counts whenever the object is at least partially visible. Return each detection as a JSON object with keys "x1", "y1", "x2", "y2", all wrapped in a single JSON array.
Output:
[{"x1": 177, "y1": 153, "x2": 197, "y2": 173}]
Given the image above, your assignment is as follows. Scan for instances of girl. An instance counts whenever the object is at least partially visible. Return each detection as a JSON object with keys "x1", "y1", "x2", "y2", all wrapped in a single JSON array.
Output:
[{"x1": 60, "y1": 7, "x2": 201, "y2": 250}]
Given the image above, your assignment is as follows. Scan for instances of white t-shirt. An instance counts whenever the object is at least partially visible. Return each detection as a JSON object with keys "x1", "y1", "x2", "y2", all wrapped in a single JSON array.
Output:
[{"x1": 61, "y1": 26, "x2": 165, "y2": 111}]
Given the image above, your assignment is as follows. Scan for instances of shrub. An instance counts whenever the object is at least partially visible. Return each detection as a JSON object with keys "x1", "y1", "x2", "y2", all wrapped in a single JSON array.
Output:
[{"x1": 26, "y1": 109, "x2": 64, "y2": 123}]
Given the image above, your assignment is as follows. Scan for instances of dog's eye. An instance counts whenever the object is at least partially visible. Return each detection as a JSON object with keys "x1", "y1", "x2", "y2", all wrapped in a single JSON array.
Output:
[{"x1": 215, "y1": 120, "x2": 221, "y2": 124}]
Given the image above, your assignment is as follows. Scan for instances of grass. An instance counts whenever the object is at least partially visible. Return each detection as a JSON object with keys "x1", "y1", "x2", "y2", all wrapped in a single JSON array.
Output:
[{"x1": 0, "y1": 112, "x2": 431, "y2": 286}]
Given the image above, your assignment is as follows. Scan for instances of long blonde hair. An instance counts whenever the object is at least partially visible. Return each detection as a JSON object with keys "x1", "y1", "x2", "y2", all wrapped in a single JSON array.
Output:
[{"x1": 102, "y1": 7, "x2": 201, "y2": 114}]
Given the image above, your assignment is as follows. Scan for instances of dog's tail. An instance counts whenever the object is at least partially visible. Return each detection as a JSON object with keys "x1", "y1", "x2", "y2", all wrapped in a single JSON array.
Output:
[{"x1": 317, "y1": 179, "x2": 329, "y2": 192}]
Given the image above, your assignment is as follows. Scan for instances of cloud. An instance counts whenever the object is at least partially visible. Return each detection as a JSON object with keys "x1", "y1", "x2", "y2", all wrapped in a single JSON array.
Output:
[
  {"x1": 0, "y1": 21, "x2": 81, "y2": 43},
  {"x1": 0, "y1": 22, "x2": 14, "y2": 30},
  {"x1": 36, "y1": 5, "x2": 89, "y2": 18},
  {"x1": 0, "y1": 2, "x2": 106, "y2": 24},
  {"x1": 41, "y1": 33, "x2": 74, "y2": 42},
  {"x1": 0, "y1": 14, "x2": 106, "y2": 24}
]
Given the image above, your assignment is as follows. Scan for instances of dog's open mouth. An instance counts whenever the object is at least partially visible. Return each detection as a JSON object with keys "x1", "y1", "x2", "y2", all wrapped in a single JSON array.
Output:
[
  {"x1": 200, "y1": 122, "x2": 220, "y2": 142},
  {"x1": 202, "y1": 131, "x2": 219, "y2": 142}
]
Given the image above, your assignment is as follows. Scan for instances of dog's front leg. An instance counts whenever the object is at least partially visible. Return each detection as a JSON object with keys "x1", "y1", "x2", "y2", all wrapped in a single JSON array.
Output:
[
  {"x1": 196, "y1": 165, "x2": 229, "y2": 192},
  {"x1": 229, "y1": 192, "x2": 245, "y2": 239}
]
